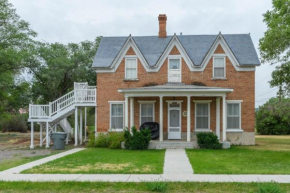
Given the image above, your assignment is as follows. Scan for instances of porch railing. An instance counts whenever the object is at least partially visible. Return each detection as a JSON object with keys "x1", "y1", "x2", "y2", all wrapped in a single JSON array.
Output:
[{"x1": 29, "y1": 82, "x2": 96, "y2": 119}]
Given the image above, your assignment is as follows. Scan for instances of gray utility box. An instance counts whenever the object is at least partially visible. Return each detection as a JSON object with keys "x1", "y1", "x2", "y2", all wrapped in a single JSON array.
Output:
[{"x1": 51, "y1": 132, "x2": 67, "y2": 150}]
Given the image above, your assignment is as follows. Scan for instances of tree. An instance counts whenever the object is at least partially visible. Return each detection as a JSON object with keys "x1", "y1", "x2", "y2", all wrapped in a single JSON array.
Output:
[
  {"x1": 29, "y1": 37, "x2": 101, "y2": 103},
  {"x1": 259, "y1": 0, "x2": 290, "y2": 96},
  {"x1": 0, "y1": 0, "x2": 36, "y2": 115}
]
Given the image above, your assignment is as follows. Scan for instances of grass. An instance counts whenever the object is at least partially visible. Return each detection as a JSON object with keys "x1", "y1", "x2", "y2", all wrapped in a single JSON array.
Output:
[
  {"x1": 186, "y1": 135, "x2": 290, "y2": 174},
  {"x1": 0, "y1": 181, "x2": 289, "y2": 193},
  {"x1": 23, "y1": 148, "x2": 165, "y2": 174}
]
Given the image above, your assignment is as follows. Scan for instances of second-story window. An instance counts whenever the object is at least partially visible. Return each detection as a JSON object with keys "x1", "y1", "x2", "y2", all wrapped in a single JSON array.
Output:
[
  {"x1": 213, "y1": 57, "x2": 226, "y2": 78},
  {"x1": 125, "y1": 58, "x2": 137, "y2": 79},
  {"x1": 168, "y1": 58, "x2": 181, "y2": 82}
]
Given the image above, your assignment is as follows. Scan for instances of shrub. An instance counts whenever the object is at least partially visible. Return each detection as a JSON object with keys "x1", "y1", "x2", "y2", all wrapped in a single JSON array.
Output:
[
  {"x1": 196, "y1": 132, "x2": 222, "y2": 149},
  {"x1": 124, "y1": 126, "x2": 151, "y2": 150},
  {"x1": 87, "y1": 131, "x2": 124, "y2": 149},
  {"x1": 146, "y1": 181, "x2": 168, "y2": 192},
  {"x1": 257, "y1": 182, "x2": 284, "y2": 193},
  {"x1": 87, "y1": 131, "x2": 96, "y2": 147},
  {"x1": 1, "y1": 114, "x2": 28, "y2": 133},
  {"x1": 256, "y1": 98, "x2": 290, "y2": 135}
]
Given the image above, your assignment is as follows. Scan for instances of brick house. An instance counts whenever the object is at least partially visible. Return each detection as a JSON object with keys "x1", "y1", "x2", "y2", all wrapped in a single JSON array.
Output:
[{"x1": 92, "y1": 14, "x2": 260, "y2": 147}]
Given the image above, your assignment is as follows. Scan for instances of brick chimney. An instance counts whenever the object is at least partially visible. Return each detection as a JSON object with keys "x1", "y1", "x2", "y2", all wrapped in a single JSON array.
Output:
[{"x1": 158, "y1": 14, "x2": 167, "y2": 38}]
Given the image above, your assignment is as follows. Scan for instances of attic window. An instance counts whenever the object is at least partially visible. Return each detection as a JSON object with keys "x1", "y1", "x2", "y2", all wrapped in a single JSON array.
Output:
[
  {"x1": 213, "y1": 57, "x2": 226, "y2": 78},
  {"x1": 125, "y1": 58, "x2": 137, "y2": 79}
]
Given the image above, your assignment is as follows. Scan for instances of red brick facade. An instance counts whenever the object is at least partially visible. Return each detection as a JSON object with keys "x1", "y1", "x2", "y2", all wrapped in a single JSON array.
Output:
[{"x1": 96, "y1": 44, "x2": 255, "y2": 143}]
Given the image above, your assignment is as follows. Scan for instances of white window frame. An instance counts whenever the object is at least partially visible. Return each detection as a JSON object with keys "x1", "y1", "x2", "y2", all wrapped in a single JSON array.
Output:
[
  {"x1": 226, "y1": 100, "x2": 243, "y2": 132},
  {"x1": 213, "y1": 56, "x2": 226, "y2": 79},
  {"x1": 168, "y1": 55, "x2": 182, "y2": 83},
  {"x1": 194, "y1": 100, "x2": 212, "y2": 132},
  {"x1": 138, "y1": 100, "x2": 156, "y2": 125},
  {"x1": 109, "y1": 101, "x2": 125, "y2": 131},
  {"x1": 125, "y1": 57, "x2": 138, "y2": 79}
]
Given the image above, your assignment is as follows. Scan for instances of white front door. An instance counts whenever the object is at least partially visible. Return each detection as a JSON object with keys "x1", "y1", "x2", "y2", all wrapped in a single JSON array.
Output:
[{"x1": 168, "y1": 102, "x2": 181, "y2": 139}]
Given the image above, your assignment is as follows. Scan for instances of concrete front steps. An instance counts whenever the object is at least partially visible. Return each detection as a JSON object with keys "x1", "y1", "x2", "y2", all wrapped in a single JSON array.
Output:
[{"x1": 149, "y1": 140, "x2": 198, "y2": 149}]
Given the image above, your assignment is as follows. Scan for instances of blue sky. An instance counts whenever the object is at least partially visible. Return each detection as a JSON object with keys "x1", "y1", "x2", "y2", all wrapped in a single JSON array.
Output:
[{"x1": 10, "y1": 0, "x2": 277, "y2": 107}]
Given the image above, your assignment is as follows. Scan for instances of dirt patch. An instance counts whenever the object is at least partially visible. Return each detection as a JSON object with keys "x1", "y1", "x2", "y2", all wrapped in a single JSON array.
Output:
[
  {"x1": 0, "y1": 149, "x2": 52, "y2": 162},
  {"x1": 29, "y1": 163, "x2": 154, "y2": 173}
]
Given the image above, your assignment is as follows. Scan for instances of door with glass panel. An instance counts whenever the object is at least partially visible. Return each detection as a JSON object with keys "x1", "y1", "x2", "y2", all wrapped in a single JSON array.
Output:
[
  {"x1": 168, "y1": 59, "x2": 181, "y2": 82},
  {"x1": 168, "y1": 102, "x2": 181, "y2": 139}
]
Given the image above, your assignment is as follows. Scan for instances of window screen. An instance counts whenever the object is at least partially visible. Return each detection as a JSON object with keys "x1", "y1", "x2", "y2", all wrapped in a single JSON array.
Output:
[
  {"x1": 126, "y1": 59, "x2": 137, "y2": 79},
  {"x1": 140, "y1": 103, "x2": 154, "y2": 125},
  {"x1": 213, "y1": 57, "x2": 225, "y2": 78},
  {"x1": 111, "y1": 104, "x2": 124, "y2": 129},
  {"x1": 196, "y1": 103, "x2": 209, "y2": 129},
  {"x1": 227, "y1": 103, "x2": 240, "y2": 129}
]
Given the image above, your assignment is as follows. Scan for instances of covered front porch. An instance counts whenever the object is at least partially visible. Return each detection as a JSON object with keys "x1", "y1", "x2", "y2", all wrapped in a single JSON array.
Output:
[{"x1": 118, "y1": 83, "x2": 233, "y2": 148}]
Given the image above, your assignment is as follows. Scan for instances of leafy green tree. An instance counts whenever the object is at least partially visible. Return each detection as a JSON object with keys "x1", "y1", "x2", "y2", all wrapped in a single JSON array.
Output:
[
  {"x1": 0, "y1": 0, "x2": 36, "y2": 115},
  {"x1": 29, "y1": 38, "x2": 101, "y2": 103},
  {"x1": 256, "y1": 97, "x2": 290, "y2": 134},
  {"x1": 259, "y1": 0, "x2": 290, "y2": 96}
]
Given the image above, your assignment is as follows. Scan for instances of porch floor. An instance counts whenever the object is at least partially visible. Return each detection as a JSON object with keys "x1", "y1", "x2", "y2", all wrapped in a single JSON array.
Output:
[{"x1": 149, "y1": 139, "x2": 198, "y2": 149}]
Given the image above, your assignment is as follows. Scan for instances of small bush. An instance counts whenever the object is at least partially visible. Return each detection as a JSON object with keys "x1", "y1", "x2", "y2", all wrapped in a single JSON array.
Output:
[
  {"x1": 257, "y1": 182, "x2": 284, "y2": 193},
  {"x1": 124, "y1": 126, "x2": 151, "y2": 150},
  {"x1": 146, "y1": 181, "x2": 168, "y2": 192},
  {"x1": 1, "y1": 114, "x2": 28, "y2": 133},
  {"x1": 87, "y1": 131, "x2": 124, "y2": 149},
  {"x1": 87, "y1": 131, "x2": 96, "y2": 147},
  {"x1": 196, "y1": 132, "x2": 222, "y2": 149}
]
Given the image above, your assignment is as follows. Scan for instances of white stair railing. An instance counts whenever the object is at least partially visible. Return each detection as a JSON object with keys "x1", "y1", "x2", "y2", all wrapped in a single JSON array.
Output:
[{"x1": 29, "y1": 82, "x2": 96, "y2": 119}]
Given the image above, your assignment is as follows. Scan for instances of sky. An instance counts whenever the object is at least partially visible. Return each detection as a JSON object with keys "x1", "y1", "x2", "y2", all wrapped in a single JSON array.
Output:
[{"x1": 10, "y1": 0, "x2": 277, "y2": 108}]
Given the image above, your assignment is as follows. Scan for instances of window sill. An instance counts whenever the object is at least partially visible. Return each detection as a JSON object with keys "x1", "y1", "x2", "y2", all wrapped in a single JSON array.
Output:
[
  {"x1": 109, "y1": 128, "x2": 124, "y2": 132},
  {"x1": 211, "y1": 78, "x2": 227, "y2": 80},
  {"x1": 123, "y1": 78, "x2": 139, "y2": 82},
  {"x1": 226, "y1": 129, "x2": 243, "y2": 133},
  {"x1": 195, "y1": 129, "x2": 212, "y2": 132}
]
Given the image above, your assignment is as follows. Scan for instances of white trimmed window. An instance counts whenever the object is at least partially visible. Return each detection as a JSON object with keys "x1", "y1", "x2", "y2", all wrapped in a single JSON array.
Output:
[
  {"x1": 125, "y1": 58, "x2": 137, "y2": 79},
  {"x1": 213, "y1": 57, "x2": 226, "y2": 78},
  {"x1": 195, "y1": 101, "x2": 211, "y2": 130},
  {"x1": 226, "y1": 101, "x2": 242, "y2": 130},
  {"x1": 168, "y1": 57, "x2": 181, "y2": 82},
  {"x1": 139, "y1": 101, "x2": 155, "y2": 125},
  {"x1": 110, "y1": 102, "x2": 124, "y2": 130}
]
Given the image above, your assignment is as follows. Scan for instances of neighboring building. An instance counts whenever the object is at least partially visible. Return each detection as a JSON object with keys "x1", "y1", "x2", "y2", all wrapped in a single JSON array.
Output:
[{"x1": 92, "y1": 14, "x2": 260, "y2": 146}]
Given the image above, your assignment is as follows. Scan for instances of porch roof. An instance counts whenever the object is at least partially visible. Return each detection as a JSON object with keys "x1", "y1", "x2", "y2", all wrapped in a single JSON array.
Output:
[{"x1": 118, "y1": 83, "x2": 233, "y2": 97}]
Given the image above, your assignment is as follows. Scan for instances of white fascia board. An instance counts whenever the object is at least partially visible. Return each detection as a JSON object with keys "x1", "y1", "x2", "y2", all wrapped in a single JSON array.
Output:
[{"x1": 119, "y1": 88, "x2": 233, "y2": 93}]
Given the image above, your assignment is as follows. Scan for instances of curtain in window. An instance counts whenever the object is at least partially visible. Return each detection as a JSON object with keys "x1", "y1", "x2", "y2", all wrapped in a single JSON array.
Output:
[
  {"x1": 227, "y1": 103, "x2": 240, "y2": 129},
  {"x1": 141, "y1": 103, "x2": 153, "y2": 125},
  {"x1": 196, "y1": 103, "x2": 209, "y2": 129},
  {"x1": 111, "y1": 104, "x2": 124, "y2": 129},
  {"x1": 126, "y1": 59, "x2": 137, "y2": 79},
  {"x1": 214, "y1": 58, "x2": 225, "y2": 77}
]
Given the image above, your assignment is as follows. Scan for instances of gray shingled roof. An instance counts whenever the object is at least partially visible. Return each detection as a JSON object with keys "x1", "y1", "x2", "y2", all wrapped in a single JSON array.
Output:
[{"x1": 92, "y1": 34, "x2": 260, "y2": 68}]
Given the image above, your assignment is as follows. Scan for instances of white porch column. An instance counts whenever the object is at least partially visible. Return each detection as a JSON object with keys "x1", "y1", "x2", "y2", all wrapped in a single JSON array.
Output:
[
  {"x1": 79, "y1": 108, "x2": 83, "y2": 145},
  {"x1": 159, "y1": 96, "x2": 163, "y2": 142},
  {"x1": 30, "y1": 122, "x2": 34, "y2": 149},
  {"x1": 222, "y1": 95, "x2": 226, "y2": 141},
  {"x1": 216, "y1": 97, "x2": 221, "y2": 140},
  {"x1": 125, "y1": 96, "x2": 129, "y2": 129},
  {"x1": 74, "y1": 106, "x2": 78, "y2": 146},
  {"x1": 84, "y1": 107, "x2": 87, "y2": 141},
  {"x1": 46, "y1": 122, "x2": 49, "y2": 148},
  {"x1": 39, "y1": 123, "x2": 43, "y2": 147},
  {"x1": 95, "y1": 107, "x2": 97, "y2": 135},
  {"x1": 187, "y1": 96, "x2": 191, "y2": 142},
  {"x1": 130, "y1": 98, "x2": 134, "y2": 128}
]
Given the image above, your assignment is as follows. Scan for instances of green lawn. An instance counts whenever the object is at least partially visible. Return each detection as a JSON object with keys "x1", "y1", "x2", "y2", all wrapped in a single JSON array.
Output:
[
  {"x1": 186, "y1": 135, "x2": 290, "y2": 174},
  {"x1": 23, "y1": 148, "x2": 165, "y2": 174},
  {"x1": 0, "y1": 181, "x2": 289, "y2": 193}
]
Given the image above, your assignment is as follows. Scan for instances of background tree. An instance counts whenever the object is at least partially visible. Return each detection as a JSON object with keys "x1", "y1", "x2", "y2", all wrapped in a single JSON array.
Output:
[
  {"x1": 259, "y1": 0, "x2": 290, "y2": 96},
  {"x1": 29, "y1": 38, "x2": 101, "y2": 103},
  {"x1": 0, "y1": 0, "x2": 36, "y2": 115}
]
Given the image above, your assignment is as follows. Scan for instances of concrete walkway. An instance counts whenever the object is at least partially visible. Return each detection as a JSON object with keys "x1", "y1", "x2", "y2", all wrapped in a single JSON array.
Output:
[
  {"x1": 163, "y1": 149, "x2": 193, "y2": 174},
  {"x1": 1, "y1": 148, "x2": 290, "y2": 183}
]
